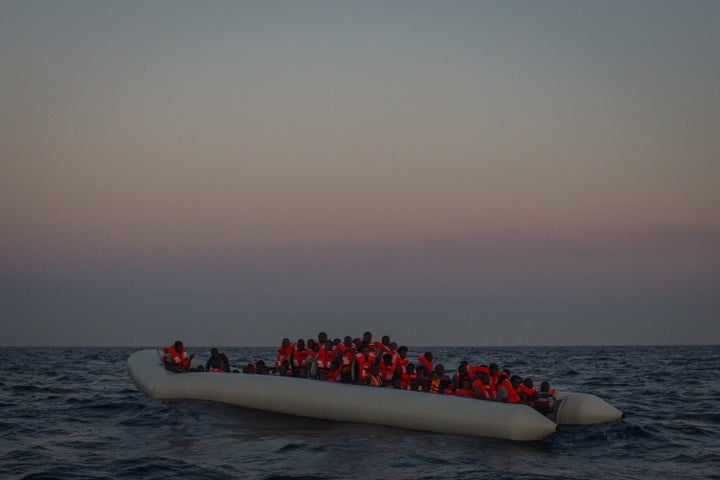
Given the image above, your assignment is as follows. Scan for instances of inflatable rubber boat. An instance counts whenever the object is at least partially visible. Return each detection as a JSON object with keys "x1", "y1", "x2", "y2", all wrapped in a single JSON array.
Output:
[{"x1": 127, "y1": 349, "x2": 622, "y2": 441}]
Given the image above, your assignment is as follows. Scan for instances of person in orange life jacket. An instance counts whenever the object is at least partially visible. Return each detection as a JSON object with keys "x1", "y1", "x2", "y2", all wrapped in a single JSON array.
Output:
[
  {"x1": 413, "y1": 352, "x2": 433, "y2": 390},
  {"x1": 396, "y1": 345, "x2": 409, "y2": 370},
  {"x1": 291, "y1": 339, "x2": 310, "y2": 378},
  {"x1": 467, "y1": 364, "x2": 489, "y2": 381},
  {"x1": 451, "y1": 362, "x2": 470, "y2": 388},
  {"x1": 518, "y1": 377, "x2": 536, "y2": 406},
  {"x1": 205, "y1": 347, "x2": 230, "y2": 373},
  {"x1": 378, "y1": 335, "x2": 392, "y2": 354},
  {"x1": 451, "y1": 379, "x2": 474, "y2": 398},
  {"x1": 496, "y1": 375, "x2": 522, "y2": 403},
  {"x1": 427, "y1": 364, "x2": 451, "y2": 394},
  {"x1": 313, "y1": 340, "x2": 336, "y2": 380},
  {"x1": 401, "y1": 363, "x2": 417, "y2": 390},
  {"x1": 473, "y1": 372, "x2": 496, "y2": 401},
  {"x1": 488, "y1": 363, "x2": 501, "y2": 386},
  {"x1": 275, "y1": 338, "x2": 295, "y2": 376},
  {"x1": 359, "y1": 363, "x2": 383, "y2": 387},
  {"x1": 163, "y1": 340, "x2": 193, "y2": 373},
  {"x1": 245, "y1": 359, "x2": 269, "y2": 375},
  {"x1": 378, "y1": 353, "x2": 398, "y2": 387},
  {"x1": 534, "y1": 381, "x2": 557, "y2": 414},
  {"x1": 338, "y1": 338, "x2": 356, "y2": 383},
  {"x1": 324, "y1": 360, "x2": 342, "y2": 382},
  {"x1": 352, "y1": 342, "x2": 377, "y2": 383}
]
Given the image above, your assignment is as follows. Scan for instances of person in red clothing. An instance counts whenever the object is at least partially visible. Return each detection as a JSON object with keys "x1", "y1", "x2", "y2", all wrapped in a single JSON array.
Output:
[
  {"x1": 473, "y1": 372, "x2": 496, "y2": 401},
  {"x1": 162, "y1": 340, "x2": 193, "y2": 373},
  {"x1": 275, "y1": 338, "x2": 295, "y2": 376},
  {"x1": 496, "y1": 375, "x2": 522, "y2": 403},
  {"x1": 291, "y1": 339, "x2": 310, "y2": 378}
]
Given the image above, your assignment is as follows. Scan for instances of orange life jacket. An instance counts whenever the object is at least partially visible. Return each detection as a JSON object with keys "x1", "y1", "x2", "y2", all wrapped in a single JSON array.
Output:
[
  {"x1": 401, "y1": 371, "x2": 417, "y2": 390},
  {"x1": 417, "y1": 355, "x2": 433, "y2": 375},
  {"x1": 316, "y1": 349, "x2": 335, "y2": 371},
  {"x1": 519, "y1": 384, "x2": 536, "y2": 400},
  {"x1": 468, "y1": 365, "x2": 489, "y2": 379},
  {"x1": 292, "y1": 348, "x2": 309, "y2": 367},
  {"x1": 365, "y1": 373, "x2": 382, "y2": 387},
  {"x1": 355, "y1": 352, "x2": 377, "y2": 379},
  {"x1": 275, "y1": 343, "x2": 296, "y2": 369},
  {"x1": 163, "y1": 346, "x2": 190, "y2": 368},
  {"x1": 473, "y1": 380, "x2": 496, "y2": 400},
  {"x1": 498, "y1": 379, "x2": 520, "y2": 403},
  {"x1": 428, "y1": 377, "x2": 442, "y2": 394},
  {"x1": 378, "y1": 358, "x2": 398, "y2": 382}
]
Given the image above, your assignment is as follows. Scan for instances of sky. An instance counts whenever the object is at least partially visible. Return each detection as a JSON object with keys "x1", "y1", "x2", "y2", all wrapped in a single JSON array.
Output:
[{"x1": 1, "y1": 0, "x2": 719, "y2": 346}]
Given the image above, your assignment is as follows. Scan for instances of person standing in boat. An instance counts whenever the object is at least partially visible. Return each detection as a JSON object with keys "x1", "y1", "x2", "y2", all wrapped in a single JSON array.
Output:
[
  {"x1": 162, "y1": 340, "x2": 193, "y2": 373},
  {"x1": 205, "y1": 347, "x2": 230, "y2": 372}
]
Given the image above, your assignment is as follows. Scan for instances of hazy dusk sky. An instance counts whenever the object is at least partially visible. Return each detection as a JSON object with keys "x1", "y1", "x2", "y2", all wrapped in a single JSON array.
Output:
[{"x1": 1, "y1": 1, "x2": 719, "y2": 346}]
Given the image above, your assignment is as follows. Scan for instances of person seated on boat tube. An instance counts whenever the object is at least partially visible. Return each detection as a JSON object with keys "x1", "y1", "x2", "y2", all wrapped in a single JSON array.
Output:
[
  {"x1": 450, "y1": 379, "x2": 474, "y2": 398},
  {"x1": 312, "y1": 340, "x2": 336, "y2": 380},
  {"x1": 473, "y1": 372, "x2": 497, "y2": 401},
  {"x1": 378, "y1": 353, "x2": 397, "y2": 387},
  {"x1": 326, "y1": 360, "x2": 342, "y2": 382},
  {"x1": 427, "y1": 364, "x2": 450, "y2": 393},
  {"x1": 401, "y1": 363, "x2": 417, "y2": 390},
  {"x1": 496, "y1": 375, "x2": 522, "y2": 403},
  {"x1": 518, "y1": 377, "x2": 536, "y2": 406},
  {"x1": 291, "y1": 339, "x2": 311, "y2": 378},
  {"x1": 359, "y1": 363, "x2": 383, "y2": 387},
  {"x1": 337, "y1": 337, "x2": 356, "y2": 383},
  {"x1": 162, "y1": 340, "x2": 193, "y2": 373},
  {"x1": 275, "y1": 338, "x2": 295, "y2": 376},
  {"x1": 533, "y1": 381, "x2": 557, "y2": 414},
  {"x1": 205, "y1": 347, "x2": 230, "y2": 373},
  {"x1": 451, "y1": 362, "x2": 470, "y2": 389},
  {"x1": 352, "y1": 342, "x2": 377, "y2": 383},
  {"x1": 413, "y1": 352, "x2": 433, "y2": 390}
]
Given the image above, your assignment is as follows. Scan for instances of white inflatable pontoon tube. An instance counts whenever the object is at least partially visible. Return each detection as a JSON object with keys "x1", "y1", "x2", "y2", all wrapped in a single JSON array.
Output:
[{"x1": 128, "y1": 349, "x2": 557, "y2": 441}]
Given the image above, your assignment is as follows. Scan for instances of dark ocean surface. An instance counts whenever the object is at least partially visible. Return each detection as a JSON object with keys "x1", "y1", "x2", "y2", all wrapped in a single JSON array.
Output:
[{"x1": 1, "y1": 345, "x2": 718, "y2": 479}]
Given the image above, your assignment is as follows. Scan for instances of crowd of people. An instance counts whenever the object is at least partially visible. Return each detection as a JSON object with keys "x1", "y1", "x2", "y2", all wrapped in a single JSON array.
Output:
[{"x1": 162, "y1": 332, "x2": 557, "y2": 414}]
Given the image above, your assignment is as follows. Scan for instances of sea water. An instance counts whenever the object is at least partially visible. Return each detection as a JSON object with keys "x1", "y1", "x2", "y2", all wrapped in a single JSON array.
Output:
[{"x1": 1, "y1": 345, "x2": 718, "y2": 479}]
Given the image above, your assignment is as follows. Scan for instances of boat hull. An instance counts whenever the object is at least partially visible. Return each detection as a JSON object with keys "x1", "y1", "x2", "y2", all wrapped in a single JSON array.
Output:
[{"x1": 127, "y1": 349, "x2": 620, "y2": 441}]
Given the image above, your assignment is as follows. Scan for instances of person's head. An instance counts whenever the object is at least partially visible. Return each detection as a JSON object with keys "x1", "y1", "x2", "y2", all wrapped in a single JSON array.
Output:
[
  {"x1": 174, "y1": 340, "x2": 183, "y2": 351},
  {"x1": 489, "y1": 363, "x2": 499, "y2": 377},
  {"x1": 382, "y1": 353, "x2": 393, "y2": 366},
  {"x1": 510, "y1": 375, "x2": 522, "y2": 389},
  {"x1": 381, "y1": 335, "x2": 390, "y2": 346},
  {"x1": 318, "y1": 332, "x2": 328, "y2": 343},
  {"x1": 210, "y1": 347, "x2": 219, "y2": 356},
  {"x1": 343, "y1": 336, "x2": 353, "y2": 347},
  {"x1": 435, "y1": 364, "x2": 445, "y2": 376},
  {"x1": 481, "y1": 372, "x2": 491, "y2": 385},
  {"x1": 324, "y1": 340, "x2": 334, "y2": 351},
  {"x1": 297, "y1": 339, "x2": 305, "y2": 350},
  {"x1": 457, "y1": 364, "x2": 468, "y2": 376},
  {"x1": 281, "y1": 338, "x2": 291, "y2": 349},
  {"x1": 424, "y1": 352, "x2": 433, "y2": 362},
  {"x1": 398, "y1": 346, "x2": 408, "y2": 358},
  {"x1": 541, "y1": 381, "x2": 551, "y2": 392},
  {"x1": 406, "y1": 363, "x2": 415, "y2": 374},
  {"x1": 389, "y1": 341, "x2": 398, "y2": 351},
  {"x1": 363, "y1": 331, "x2": 372, "y2": 343},
  {"x1": 461, "y1": 379, "x2": 472, "y2": 390},
  {"x1": 524, "y1": 378, "x2": 534, "y2": 389},
  {"x1": 306, "y1": 338, "x2": 316, "y2": 350},
  {"x1": 360, "y1": 342, "x2": 370, "y2": 355}
]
